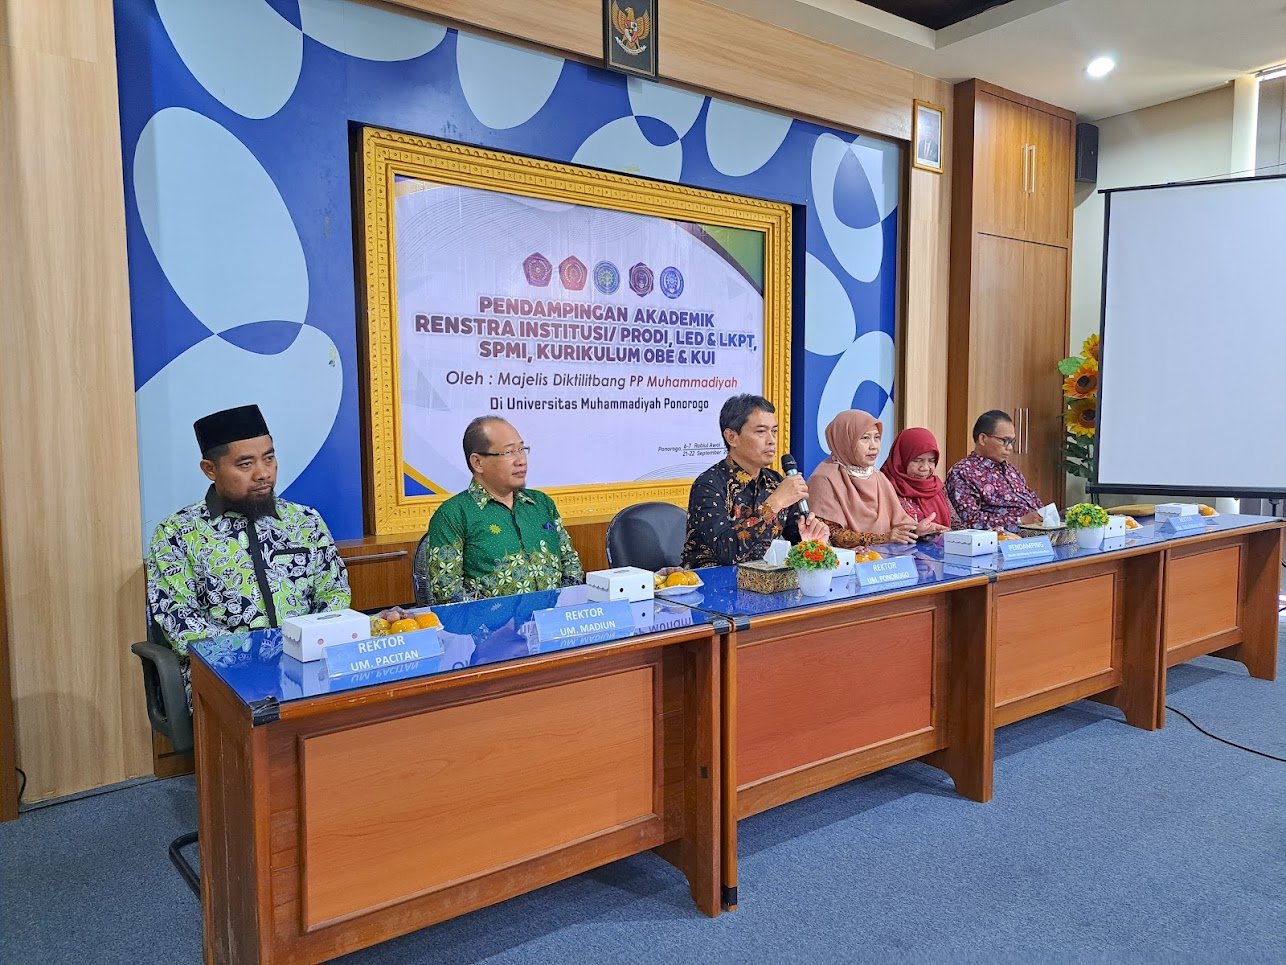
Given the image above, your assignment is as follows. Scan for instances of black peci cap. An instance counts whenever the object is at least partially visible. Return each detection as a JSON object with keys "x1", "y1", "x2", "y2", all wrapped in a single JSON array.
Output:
[{"x1": 194, "y1": 404, "x2": 270, "y2": 455}]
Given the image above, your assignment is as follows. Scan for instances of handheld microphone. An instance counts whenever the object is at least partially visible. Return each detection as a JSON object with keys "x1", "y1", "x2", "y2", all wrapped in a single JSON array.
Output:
[{"x1": 779, "y1": 454, "x2": 810, "y2": 516}]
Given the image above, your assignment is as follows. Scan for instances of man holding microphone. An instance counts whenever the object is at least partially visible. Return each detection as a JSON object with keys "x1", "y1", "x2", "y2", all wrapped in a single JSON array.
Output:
[{"x1": 681, "y1": 394, "x2": 830, "y2": 568}]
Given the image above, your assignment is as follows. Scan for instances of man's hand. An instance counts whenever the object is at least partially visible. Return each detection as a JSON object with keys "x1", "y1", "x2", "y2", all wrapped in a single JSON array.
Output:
[
  {"x1": 766, "y1": 474, "x2": 809, "y2": 516},
  {"x1": 798, "y1": 513, "x2": 829, "y2": 544}
]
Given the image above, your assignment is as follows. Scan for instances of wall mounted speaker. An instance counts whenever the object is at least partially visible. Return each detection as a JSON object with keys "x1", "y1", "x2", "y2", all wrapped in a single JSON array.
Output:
[{"x1": 1075, "y1": 122, "x2": 1099, "y2": 183}]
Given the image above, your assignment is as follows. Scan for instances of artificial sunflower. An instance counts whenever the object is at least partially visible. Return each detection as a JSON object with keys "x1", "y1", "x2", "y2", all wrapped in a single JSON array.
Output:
[
  {"x1": 1066, "y1": 397, "x2": 1096, "y2": 437},
  {"x1": 1062, "y1": 359, "x2": 1098, "y2": 398},
  {"x1": 1081, "y1": 332, "x2": 1100, "y2": 362}
]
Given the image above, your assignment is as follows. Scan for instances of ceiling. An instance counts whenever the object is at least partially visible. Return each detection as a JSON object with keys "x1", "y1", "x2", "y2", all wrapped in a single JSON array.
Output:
[
  {"x1": 858, "y1": 1, "x2": 1017, "y2": 31},
  {"x1": 711, "y1": 0, "x2": 1286, "y2": 120}
]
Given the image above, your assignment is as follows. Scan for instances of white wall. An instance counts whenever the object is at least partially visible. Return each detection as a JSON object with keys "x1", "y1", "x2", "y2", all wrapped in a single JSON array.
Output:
[{"x1": 1070, "y1": 85, "x2": 1235, "y2": 346}]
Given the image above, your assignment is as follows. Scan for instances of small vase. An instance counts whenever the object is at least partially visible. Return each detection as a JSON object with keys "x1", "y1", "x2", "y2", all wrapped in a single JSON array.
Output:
[
  {"x1": 1074, "y1": 525, "x2": 1105, "y2": 549},
  {"x1": 795, "y1": 567, "x2": 836, "y2": 597}
]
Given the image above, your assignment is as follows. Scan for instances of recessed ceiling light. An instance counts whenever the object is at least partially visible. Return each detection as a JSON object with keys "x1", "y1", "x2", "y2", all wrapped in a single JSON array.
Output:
[{"x1": 1086, "y1": 56, "x2": 1116, "y2": 79}]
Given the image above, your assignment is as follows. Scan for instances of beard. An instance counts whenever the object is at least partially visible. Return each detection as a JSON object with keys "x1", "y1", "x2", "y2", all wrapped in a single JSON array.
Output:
[{"x1": 225, "y1": 490, "x2": 276, "y2": 520}]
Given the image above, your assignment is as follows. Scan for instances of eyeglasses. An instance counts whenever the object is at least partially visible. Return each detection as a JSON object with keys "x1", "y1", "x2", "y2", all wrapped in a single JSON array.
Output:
[
  {"x1": 477, "y1": 446, "x2": 531, "y2": 460},
  {"x1": 987, "y1": 435, "x2": 1016, "y2": 449}
]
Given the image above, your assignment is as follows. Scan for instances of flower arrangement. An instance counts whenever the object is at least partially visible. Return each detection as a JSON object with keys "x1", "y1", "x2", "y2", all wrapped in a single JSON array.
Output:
[
  {"x1": 1064, "y1": 502, "x2": 1109, "y2": 529},
  {"x1": 1057, "y1": 333, "x2": 1099, "y2": 478},
  {"x1": 785, "y1": 539, "x2": 838, "y2": 570}
]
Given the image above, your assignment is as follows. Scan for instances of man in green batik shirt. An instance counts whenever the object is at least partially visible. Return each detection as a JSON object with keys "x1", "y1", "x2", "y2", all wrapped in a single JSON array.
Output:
[
  {"x1": 146, "y1": 405, "x2": 351, "y2": 664},
  {"x1": 415, "y1": 417, "x2": 583, "y2": 604}
]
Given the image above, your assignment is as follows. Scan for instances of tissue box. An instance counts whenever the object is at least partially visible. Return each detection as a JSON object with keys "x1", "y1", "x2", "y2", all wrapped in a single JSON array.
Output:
[
  {"x1": 736, "y1": 560, "x2": 798, "y2": 594},
  {"x1": 764, "y1": 539, "x2": 792, "y2": 566},
  {"x1": 832, "y1": 547, "x2": 857, "y2": 577},
  {"x1": 586, "y1": 566, "x2": 654, "y2": 602},
  {"x1": 943, "y1": 529, "x2": 998, "y2": 557},
  {"x1": 1155, "y1": 502, "x2": 1198, "y2": 519},
  {"x1": 283, "y1": 609, "x2": 370, "y2": 663},
  {"x1": 1104, "y1": 515, "x2": 1129, "y2": 537}
]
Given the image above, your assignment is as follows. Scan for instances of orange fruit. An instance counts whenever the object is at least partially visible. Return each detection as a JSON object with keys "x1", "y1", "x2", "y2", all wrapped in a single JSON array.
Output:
[
  {"x1": 1125, "y1": 517, "x2": 1140, "y2": 529},
  {"x1": 1198, "y1": 504, "x2": 1215, "y2": 517},
  {"x1": 389, "y1": 618, "x2": 418, "y2": 634},
  {"x1": 664, "y1": 572, "x2": 687, "y2": 587},
  {"x1": 414, "y1": 612, "x2": 440, "y2": 629}
]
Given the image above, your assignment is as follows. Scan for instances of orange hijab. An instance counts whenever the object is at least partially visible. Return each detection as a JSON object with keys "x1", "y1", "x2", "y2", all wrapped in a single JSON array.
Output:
[{"x1": 807, "y1": 410, "x2": 914, "y2": 534}]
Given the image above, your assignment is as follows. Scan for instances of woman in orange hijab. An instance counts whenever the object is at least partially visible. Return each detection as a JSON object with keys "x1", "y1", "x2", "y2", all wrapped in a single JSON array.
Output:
[{"x1": 808, "y1": 410, "x2": 923, "y2": 547}]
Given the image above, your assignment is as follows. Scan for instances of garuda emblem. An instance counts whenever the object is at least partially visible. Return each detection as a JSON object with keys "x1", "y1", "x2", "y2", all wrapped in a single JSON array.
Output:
[{"x1": 612, "y1": 3, "x2": 652, "y2": 56}]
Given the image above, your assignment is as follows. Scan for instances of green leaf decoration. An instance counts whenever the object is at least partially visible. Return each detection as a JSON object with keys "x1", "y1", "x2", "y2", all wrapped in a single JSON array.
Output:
[{"x1": 1057, "y1": 357, "x2": 1083, "y2": 376}]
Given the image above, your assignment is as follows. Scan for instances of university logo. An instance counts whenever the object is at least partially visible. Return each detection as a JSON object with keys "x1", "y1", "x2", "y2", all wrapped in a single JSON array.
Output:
[
  {"x1": 593, "y1": 260, "x2": 620, "y2": 294},
  {"x1": 629, "y1": 262, "x2": 654, "y2": 297},
  {"x1": 611, "y1": 3, "x2": 652, "y2": 57},
  {"x1": 559, "y1": 256, "x2": 588, "y2": 290},
  {"x1": 659, "y1": 266, "x2": 684, "y2": 298},
  {"x1": 523, "y1": 252, "x2": 552, "y2": 287}
]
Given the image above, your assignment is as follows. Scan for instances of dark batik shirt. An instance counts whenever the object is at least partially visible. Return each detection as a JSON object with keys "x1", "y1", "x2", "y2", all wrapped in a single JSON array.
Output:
[
  {"x1": 681, "y1": 456, "x2": 804, "y2": 568},
  {"x1": 945, "y1": 451, "x2": 1043, "y2": 529},
  {"x1": 146, "y1": 486, "x2": 351, "y2": 655}
]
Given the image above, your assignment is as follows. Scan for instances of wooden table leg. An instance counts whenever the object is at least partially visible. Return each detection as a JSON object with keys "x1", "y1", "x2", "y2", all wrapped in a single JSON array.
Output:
[
  {"x1": 720, "y1": 629, "x2": 738, "y2": 910},
  {"x1": 1219, "y1": 528, "x2": 1282, "y2": 681},
  {"x1": 1111, "y1": 552, "x2": 1165, "y2": 730},
  {"x1": 937, "y1": 582, "x2": 994, "y2": 803}
]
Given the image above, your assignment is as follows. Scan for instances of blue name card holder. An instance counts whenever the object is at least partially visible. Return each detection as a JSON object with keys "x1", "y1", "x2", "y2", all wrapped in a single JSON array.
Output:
[
  {"x1": 532, "y1": 599, "x2": 635, "y2": 644},
  {"x1": 854, "y1": 555, "x2": 920, "y2": 590},
  {"x1": 999, "y1": 536, "x2": 1056, "y2": 564},
  {"x1": 325, "y1": 628, "x2": 444, "y2": 678},
  {"x1": 1160, "y1": 515, "x2": 1205, "y2": 535}
]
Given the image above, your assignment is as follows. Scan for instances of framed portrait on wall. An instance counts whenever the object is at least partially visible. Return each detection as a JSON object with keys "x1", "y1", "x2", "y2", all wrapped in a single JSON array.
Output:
[
  {"x1": 603, "y1": 0, "x2": 658, "y2": 79},
  {"x1": 912, "y1": 99, "x2": 944, "y2": 173}
]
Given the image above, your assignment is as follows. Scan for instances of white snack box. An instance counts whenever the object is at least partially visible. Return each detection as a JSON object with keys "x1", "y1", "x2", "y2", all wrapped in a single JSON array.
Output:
[
  {"x1": 1104, "y1": 515, "x2": 1129, "y2": 537},
  {"x1": 1155, "y1": 502, "x2": 1199, "y2": 519},
  {"x1": 832, "y1": 546, "x2": 857, "y2": 577},
  {"x1": 943, "y1": 529, "x2": 999, "y2": 557},
  {"x1": 585, "y1": 566, "x2": 655, "y2": 603},
  {"x1": 282, "y1": 608, "x2": 371, "y2": 663}
]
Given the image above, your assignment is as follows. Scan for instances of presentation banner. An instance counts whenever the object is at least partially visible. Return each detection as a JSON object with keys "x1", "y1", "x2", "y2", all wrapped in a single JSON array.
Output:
[{"x1": 361, "y1": 129, "x2": 792, "y2": 535}]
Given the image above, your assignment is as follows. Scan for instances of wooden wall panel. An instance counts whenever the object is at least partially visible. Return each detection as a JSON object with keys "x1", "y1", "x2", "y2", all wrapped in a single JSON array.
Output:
[
  {"x1": 902, "y1": 74, "x2": 953, "y2": 444},
  {"x1": 0, "y1": 0, "x2": 151, "y2": 802}
]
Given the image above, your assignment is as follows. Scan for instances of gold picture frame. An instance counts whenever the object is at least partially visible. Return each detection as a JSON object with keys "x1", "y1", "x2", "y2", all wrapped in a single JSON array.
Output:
[
  {"x1": 358, "y1": 127, "x2": 793, "y2": 536},
  {"x1": 912, "y1": 99, "x2": 944, "y2": 174}
]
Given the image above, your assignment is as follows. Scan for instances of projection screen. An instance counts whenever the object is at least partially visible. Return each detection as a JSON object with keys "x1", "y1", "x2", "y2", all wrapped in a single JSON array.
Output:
[{"x1": 1095, "y1": 174, "x2": 1286, "y2": 497}]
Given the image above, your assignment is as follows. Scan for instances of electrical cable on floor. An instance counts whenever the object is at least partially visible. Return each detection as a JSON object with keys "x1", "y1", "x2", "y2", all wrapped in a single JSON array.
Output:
[
  {"x1": 1165, "y1": 706, "x2": 1286, "y2": 762},
  {"x1": 16, "y1": 767, "x2": 26, "y2": 802}
]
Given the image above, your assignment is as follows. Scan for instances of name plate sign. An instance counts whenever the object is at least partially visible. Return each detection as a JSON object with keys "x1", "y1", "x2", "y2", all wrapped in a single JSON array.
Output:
[
  {"x1": 999, "y1": 536, "x2": 1056, "y2": 564},
  {"x1": 854, "y1": 555, "x2": 919, "y2": 590},
  {"x1": 1160, "y1": 515, "x2": 1206, "y2": 535},
  {"x1": 325, "y1": 628, "x2": 444, "y2": 678},
  {"x1": 532, "y1": 599, "x2": 635, "y2": 644}
]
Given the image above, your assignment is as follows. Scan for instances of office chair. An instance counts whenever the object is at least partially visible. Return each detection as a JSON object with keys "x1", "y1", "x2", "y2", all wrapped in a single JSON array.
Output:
[
  {"x1": 130, "y1": 625, "x2": 200, "y2": 898},
  {"x1": 412, "y1": 531, "x2": 431, "y2": 605},
  {"x1": 605, "y1": 502, "x2": 687, "y2": 571}
]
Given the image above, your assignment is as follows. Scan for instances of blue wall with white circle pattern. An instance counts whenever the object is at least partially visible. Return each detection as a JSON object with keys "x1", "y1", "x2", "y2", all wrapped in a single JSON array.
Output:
[{"x1": 116, "y1": 0, "x2": 901, "y2": 543}]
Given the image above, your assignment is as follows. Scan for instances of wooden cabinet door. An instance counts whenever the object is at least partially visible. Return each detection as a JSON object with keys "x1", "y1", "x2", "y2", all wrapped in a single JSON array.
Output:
[
  {"x1": 1016, "y1": 241, "x2": 1069, "y2": 503},
  {"x1": 973, "y1": 91, "x2": 1029, "y2": 241},
  {"x1": 970, "y1": 233, "x2": 1029, "y2": 430},
  {"x1": 1025, "y1": 107, "x2": 1074, "y2": 247}
]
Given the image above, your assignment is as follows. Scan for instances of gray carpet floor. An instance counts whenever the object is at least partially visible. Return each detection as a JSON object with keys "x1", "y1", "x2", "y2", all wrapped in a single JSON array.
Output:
[{"x1": 3, "y1": 625, "x2": 1283, "y2": 964}]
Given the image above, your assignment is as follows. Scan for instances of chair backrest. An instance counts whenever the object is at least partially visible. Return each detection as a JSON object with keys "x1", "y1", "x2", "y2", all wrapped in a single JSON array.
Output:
[
  {"x1": 412, "y1": 531, "x2": 431, "y2": 605},
  {"x1": 130, "y1": 630, "x2": 194, "y2": 755},
  {"x1": 605, "y1": 502, "x2": 688, "y2": 571}
]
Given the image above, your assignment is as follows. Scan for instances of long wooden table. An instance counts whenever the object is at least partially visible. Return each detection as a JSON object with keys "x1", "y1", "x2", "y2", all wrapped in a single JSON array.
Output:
[
  {"x1": 190, "y1": 592, "x2": 723, "y2": 964},
  {"x1": 191, "y1": 515, "x2": 1283, "y2": 957}
]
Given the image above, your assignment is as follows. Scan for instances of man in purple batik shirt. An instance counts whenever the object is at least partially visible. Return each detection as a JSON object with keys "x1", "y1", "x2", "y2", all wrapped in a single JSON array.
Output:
[{"x1": 945, "y1": 410, "x2": 1044, "y2": 530}]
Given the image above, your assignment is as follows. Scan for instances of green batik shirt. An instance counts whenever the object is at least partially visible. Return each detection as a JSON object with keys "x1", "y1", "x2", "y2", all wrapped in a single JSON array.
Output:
[
  {"x1": 146, "y1": 486, "x2": 351, "y2": 655},
  {"x1": 416, "y1": 480, "x2": 584, "y2": 605}
]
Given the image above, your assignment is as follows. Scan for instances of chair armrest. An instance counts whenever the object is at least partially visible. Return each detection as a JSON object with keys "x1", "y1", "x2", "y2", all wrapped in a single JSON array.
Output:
[{"x1": 130, "y1": 640, "x2": 194, "y2": 755}]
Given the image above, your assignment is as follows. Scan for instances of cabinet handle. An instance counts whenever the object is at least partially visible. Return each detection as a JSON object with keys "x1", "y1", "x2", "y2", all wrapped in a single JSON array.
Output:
[
  {"x1": 1022, "y1": 406, "x2": 1030, "y2": 453},
  {"x1": 1021, "y1": 144, "x2": 1029, "y2": 196},
  {"x1": 1029, "y1": 144, "x2": 1037, "y2": 194},
  {"x1": 341, "y1": 550, "x2": 408, "y2": 564}
]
